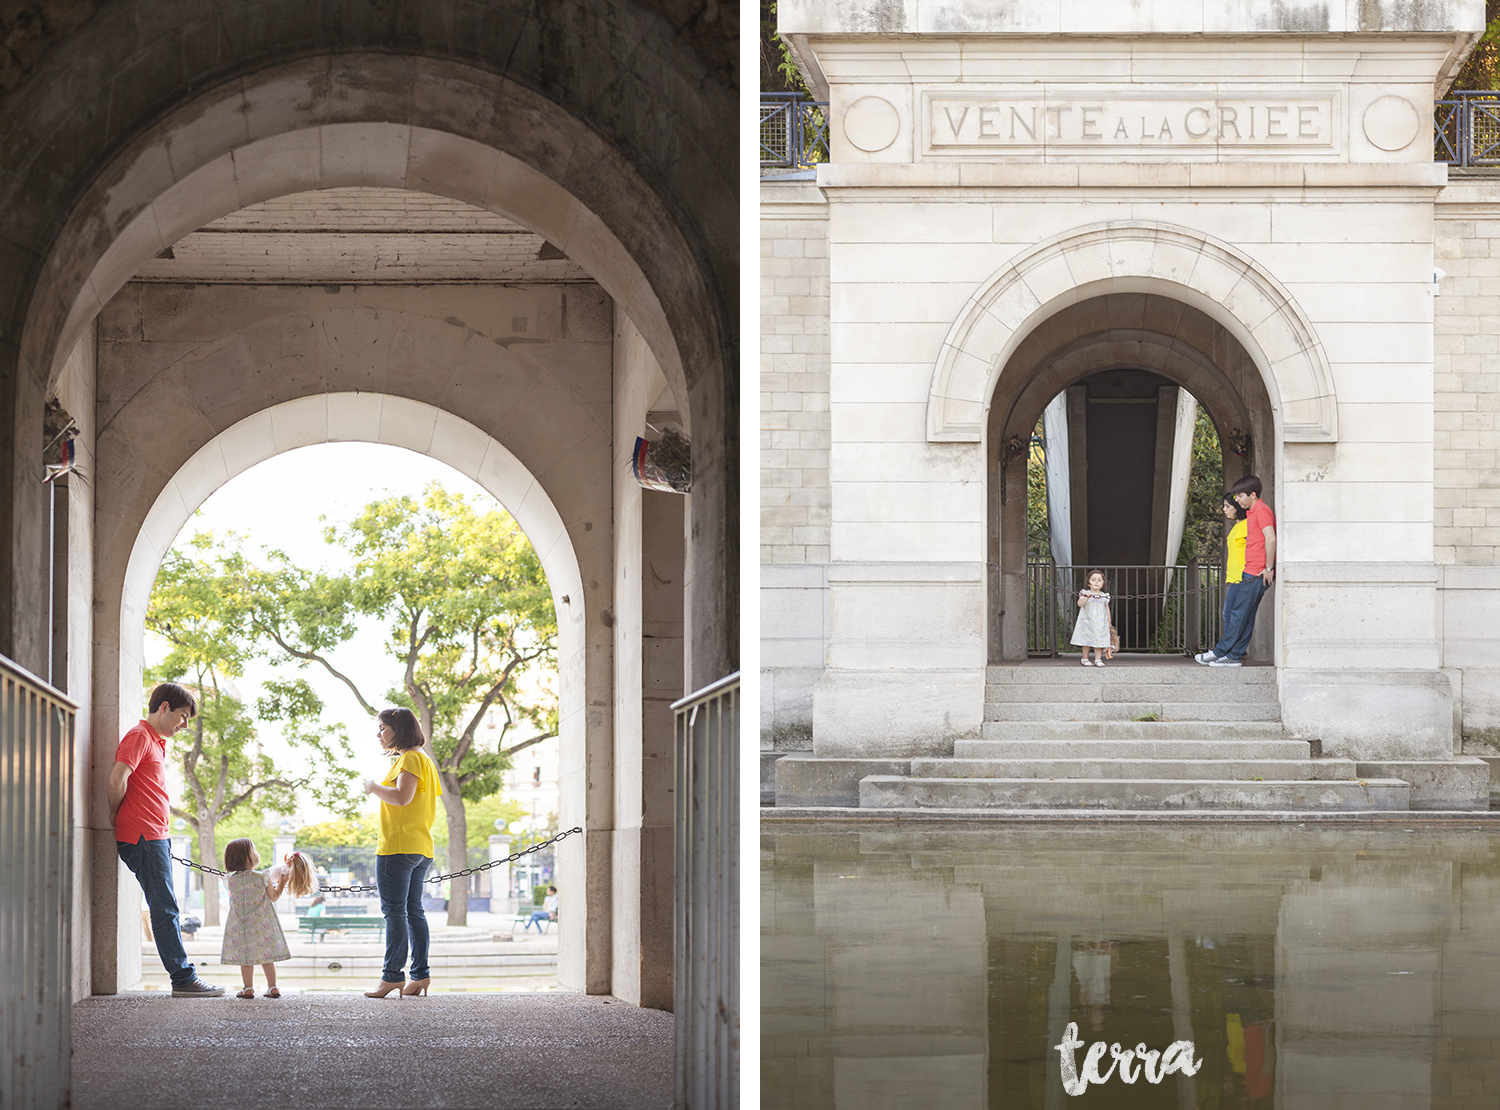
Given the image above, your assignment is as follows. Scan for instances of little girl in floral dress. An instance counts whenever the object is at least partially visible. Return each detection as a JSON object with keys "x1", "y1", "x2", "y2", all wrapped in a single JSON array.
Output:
[
  {"x1": 1071, "y1": 569, "x2": 1113, "y2": 667},
  {"x1": 221, "y1": 839, "x2": 317, "y2": 998}
]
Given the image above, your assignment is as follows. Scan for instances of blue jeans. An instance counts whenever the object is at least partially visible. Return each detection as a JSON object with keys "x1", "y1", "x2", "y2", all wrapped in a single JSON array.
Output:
[
  {"x1": 376, "y1": 853, "x2": 431, "y2": 983},
  {"x1": 1213, "y1": 574, "x2": 1269, "y2": 661},
  {"x1": 525, "y1": 910, "x2": 552, "y2": 932},
  {"x1": 117, "y1": 837, "x2": 196, "y2": 986}
]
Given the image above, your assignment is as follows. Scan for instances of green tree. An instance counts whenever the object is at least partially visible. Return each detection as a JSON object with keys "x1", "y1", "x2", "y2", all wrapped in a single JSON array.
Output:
[
  {"x1": 1176, "y1": 408, "x2": 1227, "y2": 567},
  {"x1": 432, "y1": 793, "x2": 527, "y2": 853},
  {"x1": 239, "y1": 484, "x2": 558, "y2": 926},
  {"x1": 1027, "y1": 420, "x2": 1052, "y2": 561},
  {"x1": 761, "y1": 0, "x2": 807, "y2": 94},
  {"x1": 147, "y1": 536, "x2": 357, "y2": 925},
  {"x1": 1453, "y1": 1, "x2": 1500, "y2": 90},
  {"x1": 294, "y1": 812, "x2": 381, "y2": 849}
]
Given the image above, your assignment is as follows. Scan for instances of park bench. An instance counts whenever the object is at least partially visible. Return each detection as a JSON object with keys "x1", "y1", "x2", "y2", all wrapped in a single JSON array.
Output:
[
  {"x1": 299, "y1": 915, "x2": 385, "y2": 942},
  {"x1": 510, "y1": 908, "x2": 558, "y2": 936}
]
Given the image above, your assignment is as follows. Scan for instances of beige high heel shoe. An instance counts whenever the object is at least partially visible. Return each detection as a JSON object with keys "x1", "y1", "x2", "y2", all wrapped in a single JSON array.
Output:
[
  {"x1": 402, "y1": 978, "x2": 431, "y2": 997},
  {"x1": 364, "y1": 979, "x2": 404, "y2": 998}
]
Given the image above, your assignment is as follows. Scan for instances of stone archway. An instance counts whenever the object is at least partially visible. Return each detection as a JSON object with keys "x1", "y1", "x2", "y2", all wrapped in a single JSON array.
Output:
[
  {"x1": 16, "y1": 50, "x2": 713, "y2": 1009},
  {"x1": 985, "y1": 293, "x2": 1279, "y2": 661},
  {"x1": 920, "y1": 222, "x2": 1334, "y2": 665},
  {"x1": 5, "y1": 31, "x2": 735, "y2": 691},
  {"x1": 928, "y1": 221, "x2": 1338, "y2": 446},
  {"x1": 1, "y1": 9, "x2": 734, "y2": 1100},
  {"x1": 115, "y1": 398, "x2": 589, "y2": 977},
  {"x1": 91, "y1": 295, "x2": 616, "y2": 995}
]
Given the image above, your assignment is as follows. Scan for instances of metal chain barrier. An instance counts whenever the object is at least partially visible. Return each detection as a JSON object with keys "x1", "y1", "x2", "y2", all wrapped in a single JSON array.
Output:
[{"x1": 170, "y1": 825, "x2": 582, "y2": 895}]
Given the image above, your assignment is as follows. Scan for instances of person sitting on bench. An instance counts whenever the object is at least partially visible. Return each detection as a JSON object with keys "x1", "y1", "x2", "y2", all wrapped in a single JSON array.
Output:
[{"x1": 524, "y1": 886, "x2": 558, "y2": 932}]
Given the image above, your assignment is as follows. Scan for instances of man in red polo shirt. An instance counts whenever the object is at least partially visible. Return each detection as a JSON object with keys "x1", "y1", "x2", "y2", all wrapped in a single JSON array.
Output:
[
  {"x1": 109, "y1": 682, "x2": 223, "y2": 996},
  {"x1": 1197, "y1": 475, "x2": 1276, "y2": 668}
]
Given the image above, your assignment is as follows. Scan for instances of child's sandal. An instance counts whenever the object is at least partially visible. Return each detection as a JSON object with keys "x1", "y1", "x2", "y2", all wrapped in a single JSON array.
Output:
[
  {"x1": 236, "y1": 987, "x2": 255, "y2": 999},
  {"x1": 264, "y1": 987, "x2": 280, "y2": 999}
]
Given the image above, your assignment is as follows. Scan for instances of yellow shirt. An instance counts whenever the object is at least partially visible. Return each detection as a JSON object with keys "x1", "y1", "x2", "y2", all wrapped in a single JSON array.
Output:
[
  {"x1": 1225, "y1": 519, "x2": 1248, "y2": 584},
  {"x1": 377, "y1": 749, "x2": 443, "y2": 856}
]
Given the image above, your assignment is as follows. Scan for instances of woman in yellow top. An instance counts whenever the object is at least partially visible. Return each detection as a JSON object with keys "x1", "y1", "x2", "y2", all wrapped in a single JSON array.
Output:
[
  {"x1": 361, "y1": 707, "x2": 442, "y2": 998},
  {"x1": 1196, "y1": 496, "x2": 1249, "y2": 663}
]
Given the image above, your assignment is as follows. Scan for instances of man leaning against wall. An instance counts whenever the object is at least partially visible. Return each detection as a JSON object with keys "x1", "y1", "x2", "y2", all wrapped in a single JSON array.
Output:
[{"x1": 108, "y1": 682, "x2": 224, "y2": 996}]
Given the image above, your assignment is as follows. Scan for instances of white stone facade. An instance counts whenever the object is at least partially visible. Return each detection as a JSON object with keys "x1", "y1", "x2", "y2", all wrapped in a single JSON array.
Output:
[{"x1": 762, "y1": 0, "x2": 1500, "y2": 793}]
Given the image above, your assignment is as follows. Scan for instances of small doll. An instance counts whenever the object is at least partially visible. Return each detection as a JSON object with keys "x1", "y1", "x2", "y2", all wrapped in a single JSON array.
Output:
[{"x1": 221, "y1": 841, "x2": 318, "y2": 998}]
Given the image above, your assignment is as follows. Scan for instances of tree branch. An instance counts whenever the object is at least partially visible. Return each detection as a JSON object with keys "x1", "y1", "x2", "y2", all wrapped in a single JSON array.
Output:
[
  {"x1": 255, "y1": 621, "x2": 379, "y2": 718},
  {"x1": 500, "y1": 730, "x2": 557, "y2": 761},
  {"x1": 220, "y1": 777, "x2": 303, "y2": 817}
]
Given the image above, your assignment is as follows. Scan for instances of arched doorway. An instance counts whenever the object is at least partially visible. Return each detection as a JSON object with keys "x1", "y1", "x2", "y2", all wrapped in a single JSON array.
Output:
[
  {"x1": 0, "y1": 8, "x2": 735, "y2": 1104},
  {"x1": 925, "y1": 222, "x2": 1341, "y2": 670},
  {"x1": 112, "y1": 395, "x2": 596, "y2": 988},
  {"x1": 987, "y1": 293, "x2": 1277, "y2": 661}
]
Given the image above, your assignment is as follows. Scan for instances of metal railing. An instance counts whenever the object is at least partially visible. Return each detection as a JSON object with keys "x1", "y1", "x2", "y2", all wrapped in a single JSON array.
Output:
[
  {"x1": 760, "y1": 93, "x2": 829, "y2": 170},
  {"x1": 1027, "y1": 562, "x2": 1224, "y2": 657},
  {"x1": 673, "y1": 672, "x2": 738, "y2": 1109},
  {"x1": 1436, "y1": 92, "x2": 1500, "y2": 167},
  {"x1": 0, "y1": 654, "x2": 76, "y2": 1110}
]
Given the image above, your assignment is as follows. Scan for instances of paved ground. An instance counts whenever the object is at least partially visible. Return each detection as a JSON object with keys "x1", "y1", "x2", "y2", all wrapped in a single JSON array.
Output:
[
  {"x1": 138, "y1": 910, "x2": 563, "y2": 993},
  {"x1": 72, "y1": 993, "x2": 673, "y2": 1109}
]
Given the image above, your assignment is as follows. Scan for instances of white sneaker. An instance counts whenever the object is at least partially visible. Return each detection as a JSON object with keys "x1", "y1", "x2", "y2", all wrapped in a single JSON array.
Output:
[
  {"x1": 1208, "y1": 657, "x2": 1242, "y2": 667},
  {"x1": 1194, "y1": 651, "x2": 1217, "y2": 665}
]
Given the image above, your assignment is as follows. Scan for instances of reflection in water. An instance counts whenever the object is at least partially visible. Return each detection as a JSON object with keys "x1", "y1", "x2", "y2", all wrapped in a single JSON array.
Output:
[{"x1": 762, "y1": 825, "x2": 1500, "y2": 1108}]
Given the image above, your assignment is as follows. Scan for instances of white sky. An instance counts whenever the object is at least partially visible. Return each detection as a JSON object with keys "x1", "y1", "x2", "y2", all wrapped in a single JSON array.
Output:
[{"x1": 148, "y1": 442, "x2": 496, "y2": 826}]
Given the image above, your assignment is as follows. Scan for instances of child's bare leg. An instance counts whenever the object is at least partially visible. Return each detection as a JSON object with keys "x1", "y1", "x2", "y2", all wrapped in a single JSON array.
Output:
[
  {"x1": 240, "y1": 965, "x2": 254, "y2": 989},
  {"x1": 262, "y1": 963, "x2": 277, "y2": 989}
]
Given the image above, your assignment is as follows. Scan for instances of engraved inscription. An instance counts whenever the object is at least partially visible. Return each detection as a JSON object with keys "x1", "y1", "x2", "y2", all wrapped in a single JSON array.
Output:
[{"x1": 928, "y1": 94, "x2": 1335, "y2": 149}]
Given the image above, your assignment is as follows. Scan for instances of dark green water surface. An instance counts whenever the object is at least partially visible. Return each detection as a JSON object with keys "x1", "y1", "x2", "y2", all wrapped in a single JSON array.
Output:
[{"x1": 762, "y1": 823, "x2": 1500, "y2": 1109}]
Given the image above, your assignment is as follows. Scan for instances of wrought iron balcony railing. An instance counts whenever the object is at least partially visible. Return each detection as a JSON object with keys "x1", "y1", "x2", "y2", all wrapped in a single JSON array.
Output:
[
  {"x1": 760, "y1": 93, "x2": 828, "y2": 170},
  {"x1": 1436, "y1": 92, "x2": 1500, "y2": 167}
]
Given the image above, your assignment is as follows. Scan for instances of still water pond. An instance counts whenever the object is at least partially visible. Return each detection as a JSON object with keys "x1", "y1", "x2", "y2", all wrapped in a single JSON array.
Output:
[{"x1": 762, "y1": 823, "x2": 1500, "y2": 1109}]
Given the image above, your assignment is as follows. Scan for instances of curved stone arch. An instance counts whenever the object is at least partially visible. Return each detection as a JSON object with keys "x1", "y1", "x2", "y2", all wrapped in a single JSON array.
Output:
[
  {"x1": 116, "y1": 391, "x2": 588, "y2": 813},
  {"x1": 109, "y1": 391, "x2": 595, "y2": 983},
  {"x1": 928, "y1": 222, "x2": 1337, "y2": 444},
  {"x1": 119, "y1": 392, "x2": 584, "y2": 706},
  {"x1": 27, "y1": 75, "x2": 695, "y2": 428},
  {"x1": 1001, "y1": 329, "x2": 1256, "y2": 453}
]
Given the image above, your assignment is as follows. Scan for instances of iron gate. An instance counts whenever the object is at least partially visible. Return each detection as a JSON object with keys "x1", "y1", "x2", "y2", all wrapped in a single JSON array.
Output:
[{"x1": 1027, "y1": 562, "x2": 1225, "y2": 656}]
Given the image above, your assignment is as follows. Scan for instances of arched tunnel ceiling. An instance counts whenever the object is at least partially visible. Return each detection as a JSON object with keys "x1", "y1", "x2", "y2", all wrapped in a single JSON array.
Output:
[{"x1": 135, "y1": 187, "x2": 593, "y2": 285}]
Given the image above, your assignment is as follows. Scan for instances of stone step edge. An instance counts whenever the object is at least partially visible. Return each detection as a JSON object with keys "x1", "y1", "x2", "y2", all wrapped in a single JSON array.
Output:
[
  {"x1": 863, "y1": 775, "x2": 1406, "y2": 788},
  {"x1": 956, "y1": 745, "x2": 1311, "y2": 759},
  {"x1": 985, "y1": 667, "x2": 1276, "y2": 678},
  {"x1": 910, "y1": 758, "x2": 1354, "y2": 779},
  {"x1": 762, "y1": 807, "x2": 1500, "y2": 822}
]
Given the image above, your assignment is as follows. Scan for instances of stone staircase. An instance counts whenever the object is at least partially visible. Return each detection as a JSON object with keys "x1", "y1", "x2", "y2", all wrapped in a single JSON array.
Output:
[{"x1": 860, "y1": 661, "x2": 1415, "y2": 811}]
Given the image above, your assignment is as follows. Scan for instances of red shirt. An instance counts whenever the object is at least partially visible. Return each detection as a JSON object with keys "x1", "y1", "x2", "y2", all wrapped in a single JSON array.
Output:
[
  {"x1": 1244, "y1": 499, "x2": 1276, "y2": 576},
  {"x1": 114, "y1": 721, "x2": 170, "y2": 843}
]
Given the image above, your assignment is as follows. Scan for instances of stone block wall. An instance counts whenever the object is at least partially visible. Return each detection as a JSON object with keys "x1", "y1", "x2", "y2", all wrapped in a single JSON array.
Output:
[
  {"x1": 1435, "y1": 183, "x2": 1500, "y2": 566},
  {"x1": 761, "y1": 181, "x2": 832, "y2": 566},
  {"x1": 762, "y1": 181, "x2": 832, "y2": 763},
  {"x1": 1434, "y1": 182, "x2": 1500, "y2": 760}
]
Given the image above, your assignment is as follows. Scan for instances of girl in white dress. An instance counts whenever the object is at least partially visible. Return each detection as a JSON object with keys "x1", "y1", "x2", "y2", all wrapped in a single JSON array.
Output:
[
  {"x1": 221, "y1": 839, "x2": 317, "y2": 998},
  {"x1": 1071, "y1": 569, "x2": 1113, "y2": 667}
]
